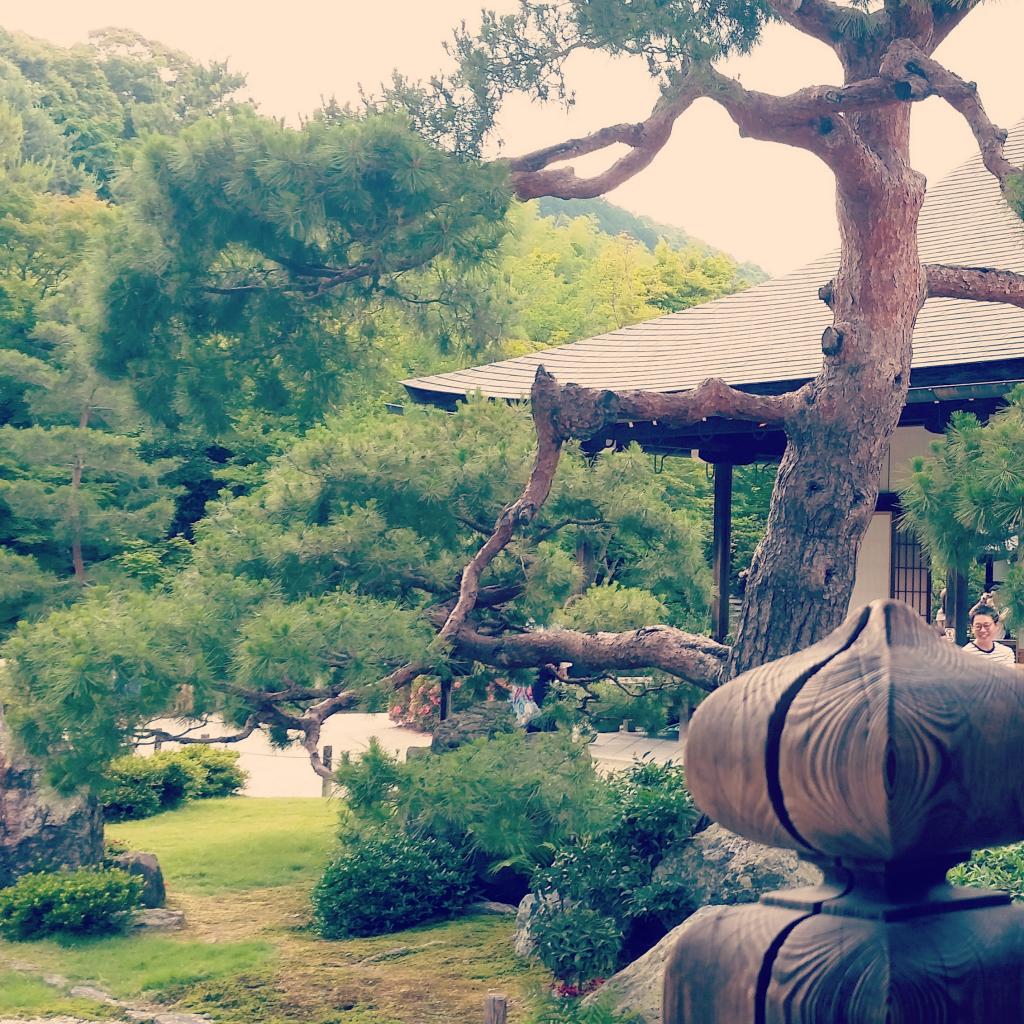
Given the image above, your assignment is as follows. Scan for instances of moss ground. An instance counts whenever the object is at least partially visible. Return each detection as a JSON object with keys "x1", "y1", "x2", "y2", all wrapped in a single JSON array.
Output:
[{"x1": 0, "y1": 797, "x2": 548, "y2": 1023}]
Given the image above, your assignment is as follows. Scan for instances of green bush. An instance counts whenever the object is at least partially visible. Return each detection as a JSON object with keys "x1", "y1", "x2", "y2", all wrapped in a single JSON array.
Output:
[
  {"x1": 525, "y1": 993, "x2": 642, "y2": 1024},
  {"x1": 337, "y1": 733, "x2": 614, "y2": 878},
  {"x1": 529, "y1": 758, "x2": 698, "y2": 974},
  {"x1": 172, "y1": 746, "x2": 248, "y2": 798},
  {"x1": 0, "y1": 868, "x2": 142, "y2": 940},
  {"x1": 311, "y1": 827, "x2": 473, "y2": 938},
  {"x1": 102, "y1": 748, "x2": 246, "y2": 821},
  {"x1": 530, "y1": 901, "x2": 623, "y2": 985},
  {"x1": 103, "y1": 755, "x2": 168, "y2": 820},
  {"x1": 949, "y1": 842, "x2": 1024, "y2": 900}
]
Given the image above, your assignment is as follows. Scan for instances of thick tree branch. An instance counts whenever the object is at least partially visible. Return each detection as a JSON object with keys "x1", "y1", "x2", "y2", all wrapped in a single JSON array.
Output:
[
  {"x1": 506, "y1": 34, "x2": 1000, "y2": 205},
  {"x1": 546, "y1": 372, "x2": 810, "y2": 435},
  {"x1": 876, "y1": 40, "x2": 1017, "y2": 187},
  {"x1": 427, "y1": 368, "x2": 805, "y2": 672},
  {"x1": 434, "y1": 369, "x2": 573, "y2": 645},
  {"x1": 507, "y1": 73, "x2": 704, "y2": 200},
  {"x1": 451, "y1": 620, "x2": 728, "y2": 692},
  {"x1": 925, "y1": 265, "x2": 1024, "y2": 309},
  {"x1": 134, "y1": 715, "x2": 260, "y2": 746}
]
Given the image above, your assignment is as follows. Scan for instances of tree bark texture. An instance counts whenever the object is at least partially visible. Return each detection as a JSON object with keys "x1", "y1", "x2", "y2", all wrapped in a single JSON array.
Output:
[{"x1": 729, "y1": 106, "x2": 925, "y2": 674}]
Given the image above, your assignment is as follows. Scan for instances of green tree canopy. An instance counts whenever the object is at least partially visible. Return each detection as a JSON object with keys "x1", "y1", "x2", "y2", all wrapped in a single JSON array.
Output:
[
  {"x1": 2, "y1": 398, "x2": 714, "y2": 787},
  {"x1": 92, "y1": 109, "x2": 510, "y2": 428}
]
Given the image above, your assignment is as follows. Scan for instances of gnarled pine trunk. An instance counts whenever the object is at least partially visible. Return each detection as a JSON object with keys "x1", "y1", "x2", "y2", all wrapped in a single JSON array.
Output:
[{"x1": 730, "y1": 107, "x2": 926, "y2": 676}]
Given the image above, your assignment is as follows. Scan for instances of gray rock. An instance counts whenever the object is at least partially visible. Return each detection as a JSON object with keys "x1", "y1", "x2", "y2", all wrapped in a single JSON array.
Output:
[
  {"x1": 584, "y1": 826, "x2": 822, "y2": 1024},
  {"x1": 405, "y1": 744, "x2": 433, "y2": 760},
  {"x1": 68, "y1": 986, "x2": 116, "y2": 1005},
  {"x1": 582, "y1": 907, "x2": 718, "y2": 1024},
  {"x1": 512, "y1": 893, "x2": 537, "y2": 958},
  {"x1": 653, "y1": 823, "x2": 821, "y2": 907},
  {"x1": 469, "y1": 900, "x2": 518, "y2": 916},
  {"x1": 111, "y1": 851, "x2": 166, "y2": 908},
  {"x1": 0, "y1": 705, "x2": 103, "y2": 887},
  {"x1": 431, "y1": 702, "x2": 516, "y2": 753},
  {"x1": 133, "y1": 907, "x2": 186, "y2": 931}
]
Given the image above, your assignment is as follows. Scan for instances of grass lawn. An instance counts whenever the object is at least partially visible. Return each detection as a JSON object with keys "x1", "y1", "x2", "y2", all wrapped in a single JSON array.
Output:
[
  {"x1": 108, "y1": 796, "x2": 339, "y2": 894},
  {"x1": 0, "y1": 796, "x2": 549, "y2": 1023},
  {"x1": 0, "y1": 970, "x2": 119, "y2": 1020}
]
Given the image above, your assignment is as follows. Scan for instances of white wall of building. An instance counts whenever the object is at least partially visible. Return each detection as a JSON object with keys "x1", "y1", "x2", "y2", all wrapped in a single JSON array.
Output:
[{"x1": 848, "y1": 424, "x2": 937, "y2": 612}]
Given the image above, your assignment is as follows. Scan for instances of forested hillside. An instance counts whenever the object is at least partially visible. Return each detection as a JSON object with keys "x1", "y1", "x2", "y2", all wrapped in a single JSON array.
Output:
[{"x1": 0, "y1": 26, "x2": 771, "y2": 777}]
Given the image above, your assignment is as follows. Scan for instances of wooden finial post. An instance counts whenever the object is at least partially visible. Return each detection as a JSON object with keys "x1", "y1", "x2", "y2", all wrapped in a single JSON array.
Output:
[
  {"x1": 664, "y1": 599, "x2": 1024, "y2": 1022},
  {"x1": 483, "y1": 993, "x2": 507, "y2": 1024}
]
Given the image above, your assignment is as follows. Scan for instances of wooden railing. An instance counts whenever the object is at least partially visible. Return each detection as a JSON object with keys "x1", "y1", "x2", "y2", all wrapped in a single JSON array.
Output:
[{"x1": 664, "y1": 599, "x2": 1024, "y2": 1022}]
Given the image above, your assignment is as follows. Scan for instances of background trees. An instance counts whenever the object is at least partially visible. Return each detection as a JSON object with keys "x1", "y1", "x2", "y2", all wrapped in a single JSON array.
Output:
[{"x1": 0, "y1": 26, "x2": 772, "y2": 782}]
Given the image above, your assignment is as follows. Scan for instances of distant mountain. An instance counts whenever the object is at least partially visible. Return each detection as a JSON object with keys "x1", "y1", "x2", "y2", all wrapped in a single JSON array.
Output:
[{"x1": 535, "y1": 196, "x2": 768, "y2": 286}]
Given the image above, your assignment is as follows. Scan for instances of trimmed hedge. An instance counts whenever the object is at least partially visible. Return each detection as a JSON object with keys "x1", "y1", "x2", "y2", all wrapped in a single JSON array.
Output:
[
  {"x1": 0, "y1": 868, "x2": 142, "y2": 940},
  {"x1": 103, "y1": 747, "x2": 247, "y2": 821},
  {"x1": 311, "y1": 827, "x2": 473, "y2": 938}
]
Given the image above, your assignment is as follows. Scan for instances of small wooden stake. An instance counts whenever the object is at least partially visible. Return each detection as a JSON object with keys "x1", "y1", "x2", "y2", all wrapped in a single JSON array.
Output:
[
  {"x1": 321, "y1": 745, "x2": 333, "y2": 797},
  {"x1": 484, "y1": 993, "x2": 507, "y2": 1024}
]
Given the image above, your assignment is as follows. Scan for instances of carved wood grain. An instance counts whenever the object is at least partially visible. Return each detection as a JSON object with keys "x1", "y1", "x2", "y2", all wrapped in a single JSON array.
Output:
[
  {"x1": 686, "y1": 600, "x2": 1024, "y2": 860},
  {"x1": 766, "y1": 905, "x2": 1024, "y2": 1023},
  {"x1": 684, "y1": 605, "x2": 871, "y2": 851},
  {"x1": 663, "y1": 904, "x2": 807, "y2": 1024}
]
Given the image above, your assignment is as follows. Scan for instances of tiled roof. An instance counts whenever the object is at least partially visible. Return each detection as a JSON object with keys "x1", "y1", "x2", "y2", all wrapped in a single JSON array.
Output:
[{"x1": 404, "y1": 128, "x2": 1024, "y2": 404}]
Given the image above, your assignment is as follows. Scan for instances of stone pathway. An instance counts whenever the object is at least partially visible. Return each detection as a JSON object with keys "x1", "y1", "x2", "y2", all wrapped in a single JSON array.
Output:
[
  {"x1": 589, "y1": 731, "x2": 683, "y2": 771},
  {"x1": 0, "y1": 962, "x2": 210, "y2": 1024}
]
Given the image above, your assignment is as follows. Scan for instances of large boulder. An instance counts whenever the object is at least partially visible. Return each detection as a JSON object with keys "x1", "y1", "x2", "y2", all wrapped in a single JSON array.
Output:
[
  {"x1": 583, "y1": 826, "x2": 823, "y2": 1023},
  {"x1": 0, "y1": 705, "x2": 103, "y2": 888},
  {"x1": 652, "y1": 823, "x2": 821, "y2": 907},
  {"x1": 582, "y1": 907, "x2": 719, "y2": 1024},
  {"x1": 109, "y1": 851, "x2": 166, "y2": 908},
  {"x1": 430, "y1": 701, "x2": 516, "y2": 753}
]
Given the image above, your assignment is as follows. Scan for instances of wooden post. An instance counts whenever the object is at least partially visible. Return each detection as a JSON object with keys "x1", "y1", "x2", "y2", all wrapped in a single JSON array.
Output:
[
  {"x1": 483, "y1": 994, "x2": 507, "y2": 1024},
  {"x1": 321, "y1": 745, "x2": 333, "y2": 797},
  {"x1": 947, "y1": 567, "x2": 970, "y2": 645},
  {"x1": 711, "y1": 462, "x2": 732, "y2": 643},
  {"x1": 439, "y1": 677, "x2": 452, "y2": 721},
  {"x1": 664, "y1": 599, "x2": 1024, "y2": 1022}
]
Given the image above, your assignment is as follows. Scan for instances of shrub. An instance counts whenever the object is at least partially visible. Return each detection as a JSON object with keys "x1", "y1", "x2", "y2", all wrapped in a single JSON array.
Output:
[
  {"x1": 172, "y1": 746, "x2": 248, "y2": 799},
  {"x1": 102, "y1": 747, "x2": 246, "y2": 821},
  {"x1": 530, "y1": 901, "x2": 622, "y2": 985},
  {"x1": 528, "y1": 757, "x2": 698, "y2": 974},
  {"x1": 337, "y1": 732, "x2": 614, "y2": 879},
  {"x1": 0, "y1": 868, "x2": 142, "y2": 940},
  {"x1": 606, "y1": 759, "x2": 697, "y2": 860},
  {"x1": 311, "y1": 827, "x2": 473, "y2": 938},
  {"x1": 103, "y1": 755, "x2": 168, "y2": 820},
  {"x1": 949, "y1": 842, "x2": 1024, "y2": 899},
  {"x1": 525, "y1": 993, "x2": 642, "y2": 1024}
]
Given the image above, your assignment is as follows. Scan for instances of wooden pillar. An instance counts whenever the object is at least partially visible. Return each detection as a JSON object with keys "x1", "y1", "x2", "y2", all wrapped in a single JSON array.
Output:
[
  {"x1": 711, "y1": 463, "x2": 733, "y2": 643},
  {"x1": 321, "y1": 745, "x2": 333, "y2": 797},
  {"x1": 483, "y1": 994, "x2": 507, "y2": 1024},
  {"x1": 947, "y1": 568, "x2": 970, "y2": 646}
]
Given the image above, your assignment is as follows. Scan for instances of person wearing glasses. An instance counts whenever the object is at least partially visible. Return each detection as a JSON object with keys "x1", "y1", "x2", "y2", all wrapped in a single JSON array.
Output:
[{"x1": 963, "y1": 601, "x2": 1017, "y2": 666}]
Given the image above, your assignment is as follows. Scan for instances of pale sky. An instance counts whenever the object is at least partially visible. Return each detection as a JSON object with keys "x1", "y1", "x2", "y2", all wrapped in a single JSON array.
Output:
[{"x1": 2, "y1": 0, "x2": 1021, "y2": 275}]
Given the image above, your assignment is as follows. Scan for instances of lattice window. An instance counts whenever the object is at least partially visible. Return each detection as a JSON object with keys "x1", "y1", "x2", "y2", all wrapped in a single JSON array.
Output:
[{"x1": 891, "y1": 522, "x2": 931, "y2": 621}]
